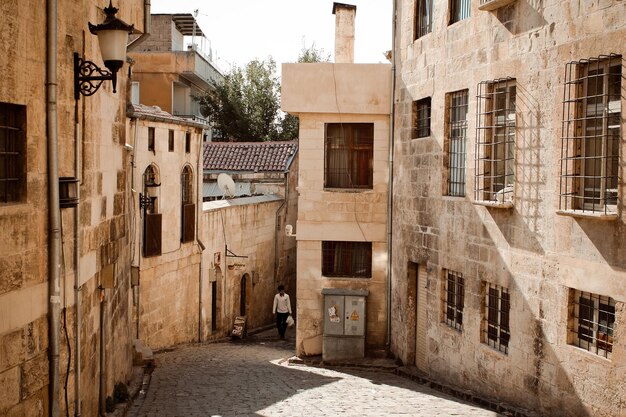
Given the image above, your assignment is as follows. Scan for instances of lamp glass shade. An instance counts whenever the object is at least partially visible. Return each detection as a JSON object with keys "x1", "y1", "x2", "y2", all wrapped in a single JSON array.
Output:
[{"x1": 96, "y1": 29, "x2": 129, "y2": 64}]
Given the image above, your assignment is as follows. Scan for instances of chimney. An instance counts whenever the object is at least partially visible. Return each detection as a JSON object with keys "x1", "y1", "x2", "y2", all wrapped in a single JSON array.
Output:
[{"x1": 332, "y1": 2, "x2": 356, "y2": 63}]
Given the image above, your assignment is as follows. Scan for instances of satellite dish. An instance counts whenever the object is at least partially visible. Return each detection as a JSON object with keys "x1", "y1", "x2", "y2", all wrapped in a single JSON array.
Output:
[{"x1": 217, "y1": 173, "x2": 236, "y2": 198}]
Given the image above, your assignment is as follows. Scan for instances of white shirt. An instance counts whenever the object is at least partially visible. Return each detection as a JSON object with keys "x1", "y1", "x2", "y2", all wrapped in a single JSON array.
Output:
[{"x1": 273, "y1": 293, "x2": 292, "y2": 314}]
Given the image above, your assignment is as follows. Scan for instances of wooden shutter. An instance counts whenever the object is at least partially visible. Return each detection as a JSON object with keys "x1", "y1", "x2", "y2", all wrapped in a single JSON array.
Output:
[
  {"x1": 182, "y1": 203, "x2": 195, "y2": 243},
  {"x1": 144, "y1": 213, "x2": 162, "y2": 257}
]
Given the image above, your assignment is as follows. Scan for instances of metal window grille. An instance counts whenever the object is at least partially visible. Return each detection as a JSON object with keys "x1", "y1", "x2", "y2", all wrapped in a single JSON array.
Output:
[
  {"x1": 444, "y1": 270, "x2": 464, "y2": 331},
  {"x1": 181, "y1": 166, "x2": 192, "y2": 204},
  {"x1": 148, "y1": 127, "x2": 155, "y2": 152},
  {"x1": 168, "y1": 130, "x2": 175, "y2": 152},
  {"x1": 447, "y1": 90, "x2": 468, "y2": 196},
  {"x1": 483, "y1": 283, "x2": 510, "y2": 354},
  {"x1": 325, "y1": 123, "x2": 374, "y2": 189},
  {"x1": 560, "y1": 54, "x2": 622, "y2": 214},
  {"x1": 569, "y1": 290, "x2": 615, "y2": 359},
  {"x1": 475, "y1": 78, "x2": 516, "y2": 203},
  {"x1": 185, "y1": 132, "x2": 191, "y2": 153},
  {"x1": 143, "y1": 165, "x2": 158, "y2": 214},
  {"x1": 413, "y1": 97, "x2": 432, "y2": 138},
  {"x1": 322, "y1": 241, "x2": 372, "y2": 278},
  {"x1": 414, "y1": 0, "x2": 433, "y2": 39},
  {"x1": 450, "y1": 0, "x2": 470, "y2": 24},
  {"x1": 0, "y1": 103, "x2": 25, "y2": 203}
]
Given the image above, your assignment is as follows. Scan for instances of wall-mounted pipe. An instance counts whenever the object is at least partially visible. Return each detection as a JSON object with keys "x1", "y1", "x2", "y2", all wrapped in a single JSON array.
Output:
[
  {"x1": 73, "y1": 103, "x2": 82, "y2": 417},
  {"x1": 127, "y1": 0, "x2": 151, "y2": 49},
  {"x1": 46, "y1": 0, "x2": 61, "y2": 415}
]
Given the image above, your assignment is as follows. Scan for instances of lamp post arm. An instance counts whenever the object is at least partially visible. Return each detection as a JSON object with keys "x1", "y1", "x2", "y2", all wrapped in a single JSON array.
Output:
[{"x1": 74, "y1": 53, "x2": 117, "y2": 99}]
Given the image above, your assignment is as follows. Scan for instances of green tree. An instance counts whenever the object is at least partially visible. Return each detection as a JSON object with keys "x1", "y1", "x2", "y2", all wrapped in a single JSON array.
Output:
[
  {"x1": 200, "y1": 58, "x2": 296, "y2": 142},
  {"x1": 297, "y1": 41, "x2": 331, "y2": 63}
]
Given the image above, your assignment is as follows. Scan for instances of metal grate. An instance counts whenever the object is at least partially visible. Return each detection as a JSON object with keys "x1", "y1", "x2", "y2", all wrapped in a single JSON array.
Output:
[
  {"x1": 483, "y1": 283, "x2": 510, "y2": 354},
  {"x1": 446, "y1": 90, "x2": 468, "y2": 196},
  {"x1": 475, "y1": 78, "x2": 516, "y2": 203},
  {"x1": 322, "y1": 241, "x2": 372, "y2": 278},
  {"x1": 569, "y1": 290, "x2": 615, "y2": 359},
  {"x1": 450, "y1": 0, "x2": 471, "y2": 24},
  {"x1": 325, "y1": 123, "x2": 374, "y2": 189},
  {"x1": 413, "y1": 97, "x2": 432, "y2": 138},
  {"x1": 444, "y1": 270, "x2": 464, "y2": 331},
  {"x1": 414, "y1": 0, "x2": 433, "y2": 40},
  {"x1": 560, "y1": 54, "x2": 622, "y2": 214},
  {"x1": 0, "y1": 103, "x2": 26, "y2": 203}
]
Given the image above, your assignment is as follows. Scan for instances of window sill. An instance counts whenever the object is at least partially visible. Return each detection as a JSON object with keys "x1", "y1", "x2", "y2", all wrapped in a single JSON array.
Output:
[
  {"x1": 556, "y1": 210, "x2": 617, "y2": 221},
  {"x1": 323, "y1": 188, "x2": 373, "y2": 193},
  {"x1": 478, "y1": 0, "x2": 517, "y2": 11},
  {"x1": 566, "y1": 343, "x2": 612, "y2": 362},
  {"x1": 473, "y1": 200, "x2": 513, "y2": 209}
]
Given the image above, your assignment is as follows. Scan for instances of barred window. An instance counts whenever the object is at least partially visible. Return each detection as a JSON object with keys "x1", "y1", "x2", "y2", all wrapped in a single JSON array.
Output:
[
  {"x1": 0, "y1": 103, "x2": 26, "y2": 203},
  {"x1": 322, "y1": 241, "x2": 372, "y2": 278},
  {"x1": 568, "y1": 290, "x2": 615, "y2": 359},
  {"x1": 168, "y1": 130, "x2": 175, "y2": 152},
  {"x1": 483, "y1": 283, "x2": 510, "y2": 354},
  {"x1": 450, "y1": 0, "x2": 470, "y2": 24},
  {"x1": 143, "y1": 165, "x2": 159, "y2": 214},
  {"x1": 444, "y1": 270, "x2": 464, "y2": 331},
  {"x1": 413, "y1": 97, "x2": 431, "y2": 138},
  {"x1": 475, "y1": 78, "x2": 516, "y2": 204},
  {"x1": 560, "y1": 54, "x2": 622, "y2": 215},
  {"x1": 445, "y1": 90, "x2": 468, "y2": 197},
  {"x1": 414, "y1": 0, "x2": 433, "y2": 40},
  {"x1": 325, "y1": 123, "x2": 373, "y2": 189},
  {"x1": 180, "y1": 165, "x2": 195, "y2": 243}
]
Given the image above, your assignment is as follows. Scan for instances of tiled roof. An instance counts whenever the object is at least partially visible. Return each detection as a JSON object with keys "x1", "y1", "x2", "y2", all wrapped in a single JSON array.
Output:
[{"x1": 203, "y1": 141, "x2": 298, "y2": 173}]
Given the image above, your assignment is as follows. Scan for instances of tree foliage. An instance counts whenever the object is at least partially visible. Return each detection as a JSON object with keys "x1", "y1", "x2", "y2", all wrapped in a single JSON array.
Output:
[
  {"x1": 298, "y1": 42, "x2": 331, "y2": 63},
  {"x1": 200, "y1": 58, "x2": 296, "y2": 142}
]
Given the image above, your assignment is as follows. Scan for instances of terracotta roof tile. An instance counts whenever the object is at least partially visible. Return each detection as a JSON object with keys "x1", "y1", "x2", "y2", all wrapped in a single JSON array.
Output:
[{"x1": 203, "y1": 141, "x2": 298, "y2": 172}]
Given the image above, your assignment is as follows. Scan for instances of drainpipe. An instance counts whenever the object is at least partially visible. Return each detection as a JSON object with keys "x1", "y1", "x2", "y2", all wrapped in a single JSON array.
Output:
[
  {"x1": 73, "y1": 101, "x2": 82, "y2": 417},
  {"x1": 46, "y1": 0, "x2": 61, "y2": 415},
  {"x1": 273, "y1": 173, "x2": 288, "y2": 284},
  {"x1": 127, "y1": 0, "x2": 151, "y2": 49},
  {"x1": 386, "y1": 0, "x2": 397, "y2": 348},
  {"x1": 99, "y1": 291, "x2": 107, "y2": 417},
  {"x1": 197, "y1": 129, "x2": 205, "y2": 342}
]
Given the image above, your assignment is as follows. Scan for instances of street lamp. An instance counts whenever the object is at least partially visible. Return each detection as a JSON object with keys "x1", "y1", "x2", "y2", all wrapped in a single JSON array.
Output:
[{"x1": 74, "y1": 1, "x2": 135, "y2": 99}]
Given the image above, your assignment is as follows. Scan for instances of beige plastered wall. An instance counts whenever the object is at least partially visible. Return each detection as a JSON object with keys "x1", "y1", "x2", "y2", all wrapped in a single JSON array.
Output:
[{"x1": 391, "y1": 1, "x2": 626, "y2": 416}]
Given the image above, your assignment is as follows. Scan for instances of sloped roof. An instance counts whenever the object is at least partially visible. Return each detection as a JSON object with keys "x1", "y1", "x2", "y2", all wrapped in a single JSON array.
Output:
[
  {"x1": 203, "y1": 141, "x2": 298, "y2": 173},
  {"x1": 127, "y1": 104, "x2": 206, "y2": 128}
]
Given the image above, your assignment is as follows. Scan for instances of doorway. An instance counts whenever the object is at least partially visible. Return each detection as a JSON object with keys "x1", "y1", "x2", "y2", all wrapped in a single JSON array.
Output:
[{"x1": 240, "y1": 274, "x2": 249, "y2": 316}]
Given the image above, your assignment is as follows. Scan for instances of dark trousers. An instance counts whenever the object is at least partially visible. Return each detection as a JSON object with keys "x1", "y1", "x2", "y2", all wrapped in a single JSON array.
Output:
[{"x1": 276, "y1": 312, "x2": 289, "y2": 338}]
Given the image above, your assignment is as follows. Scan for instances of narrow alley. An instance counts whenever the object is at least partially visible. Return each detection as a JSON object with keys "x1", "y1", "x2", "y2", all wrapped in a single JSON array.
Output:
[{"x1": 127, "y1": 328, "x2": 507, "y2": 417}]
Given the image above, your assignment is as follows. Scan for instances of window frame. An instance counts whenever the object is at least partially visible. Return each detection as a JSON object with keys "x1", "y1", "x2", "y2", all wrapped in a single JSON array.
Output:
[
  {"x1": 568, "y1": 290, "x2": 615, "y2": 359},
  {"x1": 559, "y1": 54, "x2": 622, "y2": 215},
  {"x1": 168, "y1": 130, "x2": 175, "y2": 152},
  {"x1": 413, "y1": 97, "x2": 432, "y2": 139},
  {"x1": 450, "y1": 0, "x2": 471, "y2": 24},
  {"x1": 414, "y1": 0, "x2": 433, "y2": 40},
  {"x1": 0, "y1": 102, "x2": 26, "y2": 204},
  {"x1": 483, "y1": 282, "x2": 510, "y2": 354},
  {"x1": 475, "y1": 78, "x2": 516, "y2": 205},
  {"x1": 445, "y1": 90, "x2": 469, "y2": 197},
  {"x1": 148, "y1": 127, "x2": 155, "y2": 153},
  {"x1": 321, "y1": 241, "x2": 372, "y2": 278},
  {"x1": 185, "y1": 132, "x2": 191, "y2": 154},
  {"x1": 443, "y1": 270, "x2": 464, "y2": 331},
  {"x1": 324, "y1": 123, "x2": 374, "y2": 190}
]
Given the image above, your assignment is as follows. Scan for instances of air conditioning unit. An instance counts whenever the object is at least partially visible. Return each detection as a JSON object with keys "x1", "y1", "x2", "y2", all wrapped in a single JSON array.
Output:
[{"x1": 478, "y1": 0, "x2": 516, "y2": 11}]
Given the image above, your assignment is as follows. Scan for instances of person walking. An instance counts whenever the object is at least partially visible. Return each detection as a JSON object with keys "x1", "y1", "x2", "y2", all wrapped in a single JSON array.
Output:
[{"x1": 272, "y1": 285, "x2": 292, "y2": 339}]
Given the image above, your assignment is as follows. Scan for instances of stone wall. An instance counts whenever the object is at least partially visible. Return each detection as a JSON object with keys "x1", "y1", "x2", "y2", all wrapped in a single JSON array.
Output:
[{"x1": 391, "y1": 1, "x2": 626, "y2": 416}]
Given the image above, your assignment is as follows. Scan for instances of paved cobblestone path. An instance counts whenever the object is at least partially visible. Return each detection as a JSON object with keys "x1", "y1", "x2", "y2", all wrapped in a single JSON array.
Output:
[{"x1": 129, "y1": 329, "x2": 503, "y2": 417}]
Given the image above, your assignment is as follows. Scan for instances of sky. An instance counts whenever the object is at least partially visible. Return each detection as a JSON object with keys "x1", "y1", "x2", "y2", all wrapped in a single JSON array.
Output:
[{"x1": 150, "y1": 0, "x2": 393, "y2": 73}]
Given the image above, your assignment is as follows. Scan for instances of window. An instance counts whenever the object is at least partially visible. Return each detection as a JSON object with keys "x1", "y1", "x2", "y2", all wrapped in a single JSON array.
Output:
[
  {"x1": 185, "y1": 132, "x2": 191, "y2": 154},
  {"x1": 414, "y1": 0, "x2": 433, "y2": 40},
  {"x1": 444, "y1": 270, "x2": 464, "y2": 331},
  {"x1": 483, "y1": 283, "x2": 510, "y2": 354},
  {"x1": 0, "y1": 103, "x2": 26, "y2": 203},
  {"x1": 450, "y1": 0, "x2": 470, "y2": 24},
  {"x1": 131, "y1": 81, "x2": 140, "y2": 105},
  {"x1": 475, "y1": 78, "x2": 516, "y2": 203},
  {"x1": 181, "y1": 165, "x2": 195, "y2": 243},
  {"x1": 568, "y1": 290, "x2": 615, "y2": 359},
  {"x1": 445, "y1": 90, "x2": 468, "y2": 196},
  {"x1": 148, "y1": 127, "x2": 155, "y2": 152},
  {"x1": 413, "y1": 97, "x2": 432, "y2": 138},
  {"x1": 168, "y1": 130, "x2": 175, "y2": 152},
  {"x1": 142, "y1": 165, "x2": 161, "y2": 257},
  {"x1": 322, "y1": 241, "x2": 372, "y2": 278},
  {"x1": 560, "y1": 54, "x2": 621, "y2": 214},
  {"x1": 325, "y1": 123, "x2": 374, "y2": 189}
]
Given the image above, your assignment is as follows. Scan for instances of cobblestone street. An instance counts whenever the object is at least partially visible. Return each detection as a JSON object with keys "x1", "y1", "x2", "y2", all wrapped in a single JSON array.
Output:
[{"x1": 127, "y1": 328, "x2": 504, "y2": 417}]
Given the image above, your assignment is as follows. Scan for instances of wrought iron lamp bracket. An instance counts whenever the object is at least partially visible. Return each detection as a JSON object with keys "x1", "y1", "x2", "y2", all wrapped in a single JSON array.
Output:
[
  {"x1": 138, "y1": 193, "x2": 154, "y2": 211},
  {"x1": 74, "y1": 52, "x2": 115, "y2": 100}
]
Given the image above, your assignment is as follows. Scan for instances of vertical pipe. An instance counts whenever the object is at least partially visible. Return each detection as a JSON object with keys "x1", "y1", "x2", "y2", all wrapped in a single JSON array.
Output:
[
  {"x1": 73, "y1": 106, "x2": 82, "y2": 417},
  {"x1": 197, "y1": 128, "x2": 204, "y2": 342},
  {"x1": 46, "y1": 0, "x2": 61, "y2": 415},
  {"x1": 99, "y1": 292, "x2": 107, "y2": 417}
]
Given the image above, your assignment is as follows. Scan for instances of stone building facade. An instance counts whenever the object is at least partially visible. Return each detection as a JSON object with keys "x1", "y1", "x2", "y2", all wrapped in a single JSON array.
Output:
[
  {"x1": 282, "y1": 4, "x2": 392, "y2": 358},
  {"x1": 0, "y1": 1, "x2": 146, "y2": 416},
  {"x1": 390, "y1": 1, "x2": 625, "y2": 416},
  {"x1": 126, "y1": 104, "x2": 205, "y2": 350}
]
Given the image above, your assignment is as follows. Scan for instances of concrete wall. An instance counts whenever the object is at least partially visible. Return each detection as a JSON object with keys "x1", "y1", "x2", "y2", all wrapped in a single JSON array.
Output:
[
  {"x1": 391, "y1": 1, "x2": 626, "y2": 416},
  {"x1": 0, "y1": 0, "x2": 145, "y2": 415},
  {"x1": 128, "y1": 118, "x2": 204, "y2": 350}
]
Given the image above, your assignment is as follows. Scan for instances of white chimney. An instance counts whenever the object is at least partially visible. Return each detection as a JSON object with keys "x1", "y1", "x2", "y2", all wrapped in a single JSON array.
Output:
[{"x1": 332, "y1": 2, "x2": 356, "y2": 63}]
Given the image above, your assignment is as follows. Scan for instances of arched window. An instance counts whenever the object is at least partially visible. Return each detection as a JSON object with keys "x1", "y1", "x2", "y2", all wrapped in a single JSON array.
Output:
[
  {"x1": 143, "y1": 165, "x2": 159, "y2": 214},
  {"x1": 181, "y1": 165, "x2": 195, "y2": 243},
  {"x1": 142, "y1": 164, "x2": 162, "y2": 257}
]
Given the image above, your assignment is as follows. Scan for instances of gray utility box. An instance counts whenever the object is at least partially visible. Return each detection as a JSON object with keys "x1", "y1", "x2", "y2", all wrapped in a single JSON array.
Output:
[{"x1": 322, "y1": 288, "x2": 368, "y2": 362}]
